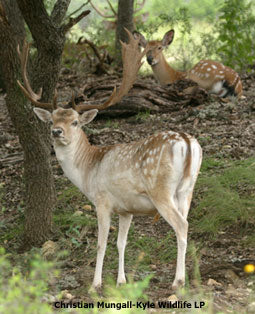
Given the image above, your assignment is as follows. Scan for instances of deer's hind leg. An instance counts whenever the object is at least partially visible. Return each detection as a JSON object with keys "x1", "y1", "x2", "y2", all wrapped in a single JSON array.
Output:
[{"x1": 149, "y1": 188, "x2": 188, "y2": 290}]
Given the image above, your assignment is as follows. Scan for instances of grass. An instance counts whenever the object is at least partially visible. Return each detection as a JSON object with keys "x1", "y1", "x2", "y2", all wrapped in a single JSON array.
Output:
[{"x1": 190, "y1": 157, "x2": 255, "y2": 237}]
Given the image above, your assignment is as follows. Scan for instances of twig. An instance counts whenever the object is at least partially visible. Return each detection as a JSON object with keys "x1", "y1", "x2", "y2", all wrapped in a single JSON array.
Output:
[{"x1": 88, "y1": 0, "x2": 115, "y2": 18}]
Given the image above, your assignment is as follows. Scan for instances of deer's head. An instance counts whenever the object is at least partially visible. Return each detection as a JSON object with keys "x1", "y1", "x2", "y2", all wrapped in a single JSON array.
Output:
[
  {"x1": 133, "y1": 30, "x2": 175, "y2": 66},
  {"x1": 33, "y1": 107, "x2": 98, "y2": 146}
]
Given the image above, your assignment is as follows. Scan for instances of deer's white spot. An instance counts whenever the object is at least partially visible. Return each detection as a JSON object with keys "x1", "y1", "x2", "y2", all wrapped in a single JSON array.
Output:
[
  {"x1": 212, "y1": 64, "x2": 217, "y2": 69},
  {"x1": 207, "y1": 67, "x2": 211, "y2": 71}
]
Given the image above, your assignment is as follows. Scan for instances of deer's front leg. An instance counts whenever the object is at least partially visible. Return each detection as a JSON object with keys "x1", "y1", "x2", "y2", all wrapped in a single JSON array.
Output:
[
  {"x1": 117, "y1": 214, "x2": 133, "y2": 285},
  {"x1": 92, "y1": 207, "x2": 111, "y2": 289}
]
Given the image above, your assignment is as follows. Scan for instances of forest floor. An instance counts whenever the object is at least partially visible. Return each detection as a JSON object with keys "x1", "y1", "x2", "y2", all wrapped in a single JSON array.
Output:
[{"x1": 0, "y1": 69, "x2": 255, "y2": 313}]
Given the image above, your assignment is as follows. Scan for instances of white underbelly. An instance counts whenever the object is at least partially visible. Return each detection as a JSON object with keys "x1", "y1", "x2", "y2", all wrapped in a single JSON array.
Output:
[{"x1": 112, "y1": 192, "x2": 156, "y2": 215}]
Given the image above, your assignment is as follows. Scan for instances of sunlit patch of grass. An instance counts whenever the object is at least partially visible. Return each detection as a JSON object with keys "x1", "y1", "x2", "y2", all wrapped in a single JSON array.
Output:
[{"x1": 191, "y1": 158, "x2": 255, "y2": 237}]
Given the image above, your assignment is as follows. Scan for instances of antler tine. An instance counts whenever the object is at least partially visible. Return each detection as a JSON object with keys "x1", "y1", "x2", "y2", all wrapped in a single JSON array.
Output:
[
  {"x1": 74, "y1": 28, "x2": 148, "y2": 113},
  {"x1": 17, "y1": 41, "x2": 56, "y2": 110}
]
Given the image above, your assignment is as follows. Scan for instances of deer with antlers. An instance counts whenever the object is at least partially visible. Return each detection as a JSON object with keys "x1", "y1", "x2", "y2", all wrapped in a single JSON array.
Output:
[
  {"x1": 17, "y1": 30, "x2": 202, "y2": 290},
  {"x1": 134, "y1": 29, "x2": 243, "y2": 98}
]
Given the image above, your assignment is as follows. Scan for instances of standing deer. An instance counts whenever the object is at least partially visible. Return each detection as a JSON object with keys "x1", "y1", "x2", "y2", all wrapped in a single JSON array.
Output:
[
  {"x1": 133, "y1": 29, "x2": 243, "y2": 98},
  {"x1": 17, "y1": 30, "x2": 202, "y2": 290}
]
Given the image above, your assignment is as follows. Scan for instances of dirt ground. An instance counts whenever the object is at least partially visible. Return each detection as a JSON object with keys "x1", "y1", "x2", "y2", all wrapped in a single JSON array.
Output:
[{"x1": 0, "y1": 70, "x2": 255, "y2": 313}]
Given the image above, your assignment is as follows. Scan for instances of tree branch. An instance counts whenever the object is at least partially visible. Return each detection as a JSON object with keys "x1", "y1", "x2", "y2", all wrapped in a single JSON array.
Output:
[
  {"x1": 51, "y1": 0, "x2": 71, "y2": 25},
  {"x1": 62, "y1": 9, "x2": 90, "y2": 33},
  {"x1": 106, "y1": 0, "x2": 117, "y2": 17},
  {"x1": 65, "y1": 1, "x2": 89, "y2": 20}
]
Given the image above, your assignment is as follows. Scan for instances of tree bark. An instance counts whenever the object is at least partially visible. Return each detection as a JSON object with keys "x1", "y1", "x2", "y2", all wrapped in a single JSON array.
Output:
[{"x1": 115, "y1": 0, "x2": 134, "y2": 64}]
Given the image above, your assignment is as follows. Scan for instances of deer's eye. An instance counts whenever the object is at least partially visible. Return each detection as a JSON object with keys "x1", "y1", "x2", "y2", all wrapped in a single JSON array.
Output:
[
  {"x1": 158, "y1": 46, "x2": 162, "y2": 50},
  {"x1": 72, "y1": 120, "x2": 78, "y2": 127}
]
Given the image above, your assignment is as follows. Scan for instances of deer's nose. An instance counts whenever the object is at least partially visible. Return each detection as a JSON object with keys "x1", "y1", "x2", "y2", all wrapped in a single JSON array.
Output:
[
  {"x1": 52, "y1": 128, "x2": 63, "y2": 137},
  {"x1": 147, "y1": 56, "x2": 153, "y2": 65}
]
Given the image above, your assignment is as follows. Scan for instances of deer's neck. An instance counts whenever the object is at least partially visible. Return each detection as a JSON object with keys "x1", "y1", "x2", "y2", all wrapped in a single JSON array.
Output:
[
  {"x1": 152, "y1": 54, "x2": 185, "y2": 85},
  {"x1": 54, "y1": 130, "x2": 103, "y2": 197}
]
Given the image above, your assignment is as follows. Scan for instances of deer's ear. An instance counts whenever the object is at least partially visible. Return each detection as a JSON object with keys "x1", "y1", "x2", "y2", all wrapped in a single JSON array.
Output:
[
  {"x1": 162, "y1": 29, "x2": 175, "y2": 47},
  {"x1": 33, "y1": 107, "x2": 52, "y2": 123},
  {"x1": 79, "y1": 109, "x2": 98, "y2": 126},
  {"x1": 133, "y1": 31, "x2": 147, "y2": 48}
]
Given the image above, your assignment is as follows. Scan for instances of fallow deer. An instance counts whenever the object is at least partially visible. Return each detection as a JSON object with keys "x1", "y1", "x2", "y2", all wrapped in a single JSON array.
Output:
[
  {"x1": 17, "y1": 30, "x2": 202, "y2": 290},
  {"x1": 134, "y1": 29, "x2": 243, "y2": 98}
]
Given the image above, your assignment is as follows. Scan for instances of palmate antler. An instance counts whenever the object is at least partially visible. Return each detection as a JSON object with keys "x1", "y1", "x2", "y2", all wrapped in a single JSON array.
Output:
[
  {"x1": 72, "y1": 28, "x2": 148, "y2": 113},
  {"x1": 17, "y1": 28, "x2": 148, "y2": 113}
]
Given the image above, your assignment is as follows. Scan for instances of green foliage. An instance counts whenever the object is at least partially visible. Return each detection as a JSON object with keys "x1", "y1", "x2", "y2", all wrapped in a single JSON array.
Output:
[
  {"x1": 150, "y1": 0, "x2": 224, "y2": 20},
  {"x1": 0, "y1": 246, "x2": 151, "y2": 314},
  {"x1": 191, "y1": 158, "x2": 255, "y2": 237},
  {"x1": 0, "y1": 248, "x2": 56, "y2": 314},
  {"x1": 54, "y1": 210, "x2": 97, "y2": 249},
  {"x1": 215, "y1": 0, "x2": 255, "y2": 71},
  {"x1": 135, "y1": 110, "x2": 151, "y2": 122}
]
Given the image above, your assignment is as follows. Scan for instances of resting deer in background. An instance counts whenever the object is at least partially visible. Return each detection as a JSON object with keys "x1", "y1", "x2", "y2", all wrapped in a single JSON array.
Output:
[
  {"x1": 134, "y1": 29, "x2": 243, "y2": 98},
  {"x1": 17, "y1": 30, "x2": 202, "y2": 290}
]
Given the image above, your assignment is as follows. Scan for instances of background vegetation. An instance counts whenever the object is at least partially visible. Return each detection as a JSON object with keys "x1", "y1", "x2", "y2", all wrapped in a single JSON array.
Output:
[{"x1": 63, "y1": 0, "x2": 255, "y2": 72}]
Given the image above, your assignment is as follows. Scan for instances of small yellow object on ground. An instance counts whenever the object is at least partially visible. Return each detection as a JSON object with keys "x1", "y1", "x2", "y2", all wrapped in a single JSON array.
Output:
[{"x1": 244, "y1": 264, "x2": 255, "y2": 273}]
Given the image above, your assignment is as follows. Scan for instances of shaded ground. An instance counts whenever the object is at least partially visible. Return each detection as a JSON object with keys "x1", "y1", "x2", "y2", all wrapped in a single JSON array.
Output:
[{"x1": 0, "y1": 71, "x2": 255, "y2": 313}]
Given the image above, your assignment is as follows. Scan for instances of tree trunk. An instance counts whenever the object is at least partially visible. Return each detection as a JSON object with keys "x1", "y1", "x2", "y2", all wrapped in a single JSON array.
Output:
[
  {"x1": 115, "y1": 0, "x2": 134, "y2": 64},
  {"x1": 0, "y1": 0, "x2": 89, "y2": 248},
  {"x1": 0, "y1": 0, "x2": 56, "y2": 247}
]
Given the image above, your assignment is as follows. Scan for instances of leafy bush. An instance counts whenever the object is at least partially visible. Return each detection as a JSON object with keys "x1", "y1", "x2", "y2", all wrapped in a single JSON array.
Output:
[
  {"x1": 0, "y1": 246, "x2": 152, "y2": 314},
  {"x1": 0, "y1": 248, "x2": 56, "y2": 314},
  {"x1": 215, "y1": 0, "x2": 255, "y2": 71}
]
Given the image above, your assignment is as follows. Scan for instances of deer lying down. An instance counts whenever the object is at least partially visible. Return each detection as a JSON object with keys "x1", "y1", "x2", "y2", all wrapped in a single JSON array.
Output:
[
  {"x1": 17, "y1": 30, "x2": 202, "y2": 290},
  {"x1": 134, "y1": 29, "x2": 243, "y2": 98}
]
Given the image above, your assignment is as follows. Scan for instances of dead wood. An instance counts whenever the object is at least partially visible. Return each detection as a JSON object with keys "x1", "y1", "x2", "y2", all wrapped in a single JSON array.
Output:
[{"x1": 70, "y1": 77, "x2": 210, "y2": 118}]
